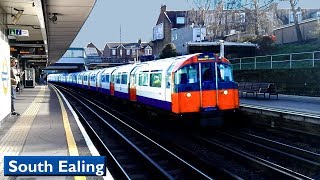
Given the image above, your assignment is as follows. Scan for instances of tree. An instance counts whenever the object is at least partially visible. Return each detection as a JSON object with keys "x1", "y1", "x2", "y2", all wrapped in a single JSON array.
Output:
[
  {"x1": 159, "y1": 43, "x2": 178, "y2": 59},
  {"x1": 186, "y1": 0, "x2": 278, "y2": 40},
  {"x1": 288, "y1": 0, "x2": 303, "y2": 42}
]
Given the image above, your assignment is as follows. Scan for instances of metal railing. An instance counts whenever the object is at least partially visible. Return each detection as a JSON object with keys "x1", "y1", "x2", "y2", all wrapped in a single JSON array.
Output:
[{"x1": 230, "y1": 51, "x2": 320, "y2": 70}]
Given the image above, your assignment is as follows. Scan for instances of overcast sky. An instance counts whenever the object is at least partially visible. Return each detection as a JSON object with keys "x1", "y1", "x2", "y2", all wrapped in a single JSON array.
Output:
[{"x1": 70, "y1": 0, "x2": 317, "y2": 49}]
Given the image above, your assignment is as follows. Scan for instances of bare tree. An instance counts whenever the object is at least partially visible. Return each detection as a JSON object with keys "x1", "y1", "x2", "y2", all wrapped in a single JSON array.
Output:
[{"x1": 289, "y1": 0, "x2": 303, "y2": 42}]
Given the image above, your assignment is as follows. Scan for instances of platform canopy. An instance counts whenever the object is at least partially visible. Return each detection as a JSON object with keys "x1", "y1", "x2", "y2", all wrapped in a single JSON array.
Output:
[{"x1": 0, "y1": 0, "x2": 96, "y2": 64}]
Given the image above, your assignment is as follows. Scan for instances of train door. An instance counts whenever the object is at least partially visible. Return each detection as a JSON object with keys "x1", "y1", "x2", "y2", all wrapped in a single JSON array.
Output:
[
  {"x1": 200, "y1": 62, "x2": 218, "y2": 110},
  {"x1": 96, "y1": 71, "x2": 102, "y2": 91},
  {"x1": 165, "y1": 64, "x2": 176, "y2": 103},
  {"x1": 110, "y1": 74, "x2": 115, "y2": 96},
  {"x1": 114, "y1": 72, "x2": 129, "y2": 99},
  {"x1": 129, "y1": 68, "x2": 138, "y2": 101},
  {"x1": 149, "y1": 70, "x2": 164, "y2": 103}
]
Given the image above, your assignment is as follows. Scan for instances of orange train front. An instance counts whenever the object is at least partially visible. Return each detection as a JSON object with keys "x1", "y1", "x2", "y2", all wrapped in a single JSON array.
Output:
[
  {"x1": 48, "y1": 53, "x2": 239, "y2": 123},
  {"x1": 169, "y1": 53, "x2": 239, "y2": 116}
]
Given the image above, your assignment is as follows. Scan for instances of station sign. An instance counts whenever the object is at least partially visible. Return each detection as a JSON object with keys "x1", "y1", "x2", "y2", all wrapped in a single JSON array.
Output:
[{"x1": 8, "y1": 29, "x2": 29, "y2": 37}]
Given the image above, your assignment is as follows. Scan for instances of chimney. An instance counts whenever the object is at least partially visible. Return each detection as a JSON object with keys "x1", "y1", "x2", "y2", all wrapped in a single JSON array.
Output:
[{"x1": 161, "y1": 5, "x2": 166, "y2": 13}]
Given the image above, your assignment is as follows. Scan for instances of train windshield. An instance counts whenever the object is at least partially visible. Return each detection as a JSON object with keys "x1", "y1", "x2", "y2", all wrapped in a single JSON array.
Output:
[
  {"x1": 174, "y1": 63, "x2": 199, "y2": 84},
  {"x1": 218, "y1": 63, "x2": 234, "y2": 82},
  {"x1": 174, "y1": 63, "x2": 234, "y2": 85}
]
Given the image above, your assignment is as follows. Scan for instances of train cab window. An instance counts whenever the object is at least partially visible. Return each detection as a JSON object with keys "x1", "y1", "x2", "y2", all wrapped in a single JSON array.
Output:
[
  {"x1": 150, "y1": 72, "x2": 162, "y2": 88},
  {"x1": 121, "y1": 73, "x2": 128, "y2": 84},
  {"x1": 202, "y1": 63, "x2": 214, "y2": 82},
  {"x1": 218, "y1": 64, "x2": 233, "y2": 82},
  {"x1": 138, "y1": 72, "x2": 149, "y2": 86},
  {"x1": 175, "y1": 64, "x2": 198, "y2": 84}
]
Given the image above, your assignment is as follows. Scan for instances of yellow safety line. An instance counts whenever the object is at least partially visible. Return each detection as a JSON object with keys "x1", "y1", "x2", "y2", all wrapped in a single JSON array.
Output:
[{"x1": 51, "y1": 85, "x2": 86, "y2": 180}]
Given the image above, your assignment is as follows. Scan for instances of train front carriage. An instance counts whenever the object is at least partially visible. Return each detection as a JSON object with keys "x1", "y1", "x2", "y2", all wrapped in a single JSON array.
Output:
[{"x1": 171, "y1": 53, "x2": 239, "y2": 120}]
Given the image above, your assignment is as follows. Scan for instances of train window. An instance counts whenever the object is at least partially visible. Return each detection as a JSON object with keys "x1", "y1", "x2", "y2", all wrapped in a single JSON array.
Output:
[
  {"x1": 175, "y1": 64, "x2": 198, "y2": 84},
  {"x1": 202, "y1": 63, "x2": 214, "y2": 82},
  {"x1": 138, "y1": 72, "x2": 149, "y2": 86},
  {"x1": 84, "y1": 76, "x2": 87, "y2": 81},
  {"x1": 111, "y1": 74, "x2": 115, "y2": 83},
  {"x1": 150, "y1": 73, "x2": 162, "y2": 88},
  {"x1": 130, "y1": 74, "x2": 136, "y2": 85},
  {"x1": 121, "y1": 73, "x2": 128, "y2": 84},
  {"x1": 166, "y1": 64, "x2": 175, "y2": 88},
  {"x1": 90, "y1": 75, "x2": 96, "y2": 82},
  {"x1": 101, "y1": 74, "x2": 106, "y2": 82},
  {"x1": 116, "y1": 74, "x2": 121, "y2": 84},
  {"x1": 106, "y1": 74, "x2": 110, "y2": 83}
]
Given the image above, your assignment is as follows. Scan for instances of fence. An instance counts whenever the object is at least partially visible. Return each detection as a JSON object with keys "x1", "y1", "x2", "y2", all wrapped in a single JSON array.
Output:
[{"x1": 230, "y1": 51, "x2": 320, "y2": 70}]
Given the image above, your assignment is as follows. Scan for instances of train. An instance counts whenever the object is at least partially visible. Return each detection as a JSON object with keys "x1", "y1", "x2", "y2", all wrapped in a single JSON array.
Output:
[{"x1": 48, "y1": 53, "x2": 239, "y2": 125}]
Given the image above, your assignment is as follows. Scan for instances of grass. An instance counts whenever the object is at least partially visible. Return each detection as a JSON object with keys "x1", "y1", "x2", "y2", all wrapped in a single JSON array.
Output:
[{"x1": 270, "y1": 38, "x2": 320, "y2": 55}]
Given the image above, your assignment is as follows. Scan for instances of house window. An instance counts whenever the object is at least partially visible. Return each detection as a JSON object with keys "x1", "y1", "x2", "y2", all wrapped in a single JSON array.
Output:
[
  {"x1": 126, "y1": 49, "x2": 130, "y2": 55},
  {"x1": 132, "y1": 49, "x2": 136, "y2": 56},
  {"x1": 289, "y1": 11, "x2": 302, "y2": 23},
  {"x1": 145, "y1": 48, "x2": 152, "y2": 55},
  {"x1": 120, "y1": 49, "x2": 123, "y2": 56},
  {"x1": 112, "y1": 49, "x2": 116, "y2": 55},
  {"x1": 239, "y1": 13, "x2": 246, "y2": 23},
  {"x1": 176, "y1": 17, "x2": 185, "y2": 24}
]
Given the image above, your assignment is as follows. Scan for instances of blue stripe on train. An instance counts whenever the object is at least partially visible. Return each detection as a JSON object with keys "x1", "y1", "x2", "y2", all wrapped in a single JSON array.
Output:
[
  {"x1": 174, "y1": 82, "x2": 238, "y2": 92},
  {"x1": 114, "y1": 91, "x2": 129, "y2": 99},
  {"x1": 136, "y1": 96, "x2": 171, "y2": 111},
  {"x1": 100, "y1": 88, "x2": 110, "y2": 95}
]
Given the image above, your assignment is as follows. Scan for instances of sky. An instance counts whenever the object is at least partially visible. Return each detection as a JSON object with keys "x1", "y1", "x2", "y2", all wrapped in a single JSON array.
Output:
[
  {"x1": 70, "y1": 0, "x2": 317, "y2": 49},
  {"x1": 70, "y1": 0, "x2": 194, "y2": 49}
]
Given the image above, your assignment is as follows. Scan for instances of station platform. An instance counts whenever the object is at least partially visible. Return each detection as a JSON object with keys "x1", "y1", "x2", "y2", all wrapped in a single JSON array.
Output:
[
  {"x1": 240, "y1": 94, "x2": 320, "y2": 125},
  {"x1": 0, "y1": 85, "x2": 111, "y2": 180},
  {"x1": 240, "y1": 94, "x2": 320, "y2": 115}
]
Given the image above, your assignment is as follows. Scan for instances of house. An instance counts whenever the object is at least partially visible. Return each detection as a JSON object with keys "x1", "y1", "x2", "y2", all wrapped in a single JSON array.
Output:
[
  {"x1": 101, "y1": 41, "x2": 153, "y2": 63},
  {"x1": 85, "y1": 43, "x2": 102, "y2": 63},
  {"x1": 171, "y1": 26, "x2": 206, "y2": 55},
  {"x1": 152, "y1": 5, "x2": 189, "y2": 56}
]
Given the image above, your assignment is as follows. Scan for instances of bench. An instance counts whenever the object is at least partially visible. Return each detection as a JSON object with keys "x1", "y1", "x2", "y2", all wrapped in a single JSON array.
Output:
[{"x1": 238, "y1": 82, "x2": 278, "y2": 99}]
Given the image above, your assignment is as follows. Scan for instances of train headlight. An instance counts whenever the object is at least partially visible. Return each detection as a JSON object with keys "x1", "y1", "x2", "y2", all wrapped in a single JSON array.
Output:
[
  {"x1": 223, "y1": 90, "x2": 228, "y2": 95},
  {"x1": 187, "y1": 93, "x2": 191, "y2": 97}
]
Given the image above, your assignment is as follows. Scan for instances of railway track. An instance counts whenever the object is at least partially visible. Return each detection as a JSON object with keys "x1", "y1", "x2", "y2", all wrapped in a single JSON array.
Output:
[
  {"x1": 197, "y1": 128, "x2": 320, "y2": 180},
  {"x1": 55, "y1": 85, "x2": 213, "y2": 179}
]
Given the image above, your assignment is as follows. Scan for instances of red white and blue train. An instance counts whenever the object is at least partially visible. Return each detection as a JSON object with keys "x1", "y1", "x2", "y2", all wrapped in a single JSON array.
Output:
[{"x1": 48, "y1": 53, "x2": 239, "y2": 123}]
